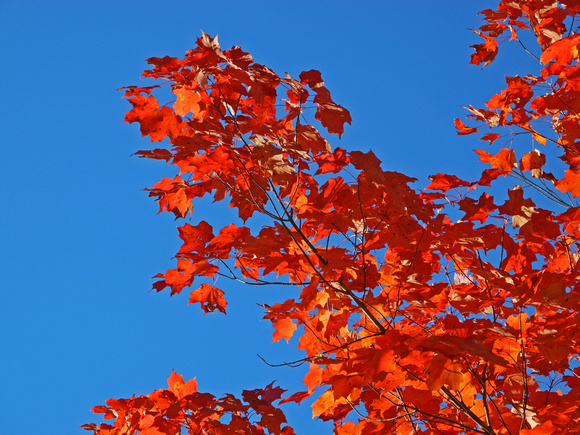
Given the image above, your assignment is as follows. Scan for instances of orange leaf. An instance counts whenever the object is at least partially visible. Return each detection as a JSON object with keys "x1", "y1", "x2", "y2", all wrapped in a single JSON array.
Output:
[
  {"x1": 125, "y1": 94, "x2": 182, "y2": 141},
  {"x1": 459, "y1": 192, "x2": 496, "y2": 223},
  {"x1": 454, "y1": 118, "x2": 478, "y2": 135},
  {"x1": 188, "y1": 284, "x2": 227, "y2": 314},
  {"x1": 521, "y1": 420, "x2": 557, "y2": 434},
  {"x1": 173, "y1": 88, "x2": 207, "y2": 118},
  {"x1": 331, "y1": 375, "x2": 364, "y2": 400},
  {"x1": 425, "y1": 173, "x2": 471, "y2": 192},
  {"x1": 167, "y1": 370, "x2": 198, "y2": 399},
  {"x1": 315, "y1": 148, "x2": 350, "y2": 175},
  {"x1": 519, "y1": 149, "x2": 546, "y2": 178},
  {"x1": 444, "y1": 363, "x2": 469, "y2": 391},
  {"x1": 425, "y1": 355, "x2": 450, "y2": 391},
  {"x1": 470, "y1": 31, "x2": 498, "y2": 68},
  {"x1": 506, "y1": 312, "x2": 529, "y2": 334},
  {"x1": 480, "y1": 132, "x2": 501, "y2": 144},
  {"x1": 279, "y1": 390, "x2": 312, "y2": 405},
  {"x1": 148, "y1": 175, "x2": 192, "y2": 218},
  {"x1": 156, "y1": 258, "x2": 201, "y2": 295},
  {"x1": 272, "y1": 318, "x2": 297, "y2": 343},
  {"x1": 475, "y1": 148, "x2": 516, "y2": 174},
  {"x1": 303, "y1": 363, "x2": 323, "y2": 393},
  {"x1": 540, "y1": 34, "x2": 580, "y2": 67},
  {"x1": 311, "y1": 390, "x2": 336, "y2": 418},
  {"x1": 555, "y1": 169, "x2": 580, "y2": 197}
]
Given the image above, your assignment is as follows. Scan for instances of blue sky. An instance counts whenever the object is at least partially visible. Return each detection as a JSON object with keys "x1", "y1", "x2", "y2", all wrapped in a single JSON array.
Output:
[{"x1": 0, "y1": 1, "x2": 531, "y2": 433}]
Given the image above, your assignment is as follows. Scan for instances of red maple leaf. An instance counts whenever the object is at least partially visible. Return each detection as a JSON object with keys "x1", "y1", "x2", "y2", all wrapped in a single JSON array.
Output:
[
  {"x1": 454, "y1": 118, "x2": 478, "y2": 135},
  {"x1": 188, "y1": 284, "x2": 227, "y2": 314}
]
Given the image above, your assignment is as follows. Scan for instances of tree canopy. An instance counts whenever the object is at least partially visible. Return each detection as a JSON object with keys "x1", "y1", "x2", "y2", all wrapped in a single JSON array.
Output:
[{"x1": 84, "y1": 1, "x2": 580, "y2": 433}]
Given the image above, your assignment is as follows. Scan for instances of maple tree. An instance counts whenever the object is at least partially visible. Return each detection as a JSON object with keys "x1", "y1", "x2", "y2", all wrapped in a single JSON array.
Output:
[{"x1": 83, "y1": 1, "x2": 580, "y2": 433}]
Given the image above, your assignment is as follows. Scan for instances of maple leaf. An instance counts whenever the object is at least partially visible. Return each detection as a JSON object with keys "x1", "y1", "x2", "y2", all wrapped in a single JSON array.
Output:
[
  {"x1": 120, "y1": 84, "x2": 160, "y2": 95},
  {"x1": 349, "y1": 150, "x2": 384, "y2": 183},
  {"x1": 475, "y1": 148, "x2": 516, "y2": 174},
  {"x1": 145, "y1": 55, "x2": 182, "y2": 76},
  {"x1": 464, "y1": 105, "x2": 500, "y2": 127},
  {"x1": 498, "y1": 185, "x2": 537, "y2": 228},
  {"x1": 124, "y1": 94, "x2": 183, "y2": 142},
  {"x1": 295, "y1": 124, "x2": 331, "y2": 153},
  {"x1": 132, "y1": 148, "x2": 173, "y2": 162},
  {"x1": 480, "y1": 132, "x2": 501, "y2": 144},
  {"x1": 188, "y1": 284, "x2": 227, "y2": 314},
  {"x1": 177, "y1": 221, "x2": 214, "y2": 255},
  {"x1": 299, "y1": 70, "x2": 352, "y2": 137},
  {"x1": 311, "y1": 390, "x2": 336, "y2": 419},
  {"x1": 167, "y1": 370, "x2": 198, "y2": 399},
  {"x1": 313, "y1": 93, "x2": 352, "y2": 138},
  {"x1": 555, "y1": 169, "x2": 580, "y2": 197},
  {"x1": 519, "y1": 149, "x2": 546, "y2": 178},
  {"x1": 459, "y1": 192, "x2": 497, "y2": 223},
  {"x1": 425, "y1": 173, "x2": 472, "y2": 192},
  {"x1": 540, "y1": 34, "x2": 580, "y2": 68},
  {"x1": 148, "y1": 175, "x2": 192, "y2": 218},
  {"x1": 425, "y1": 356, "x2": 469, "y2": 392},
  {"x1": 261, "y1": 381, "x2": 287, "y2": 405},
  {"x1": 521, "y1": 420, "x2": 558, "y2": 434},
  {"x1": 154, "y1": 258, "x2": 205, "y2": 295},
  {"x1": 272, "y1": 318, "x2": 297, "y2": 343},
  {"x1": 173, "y1": 88, "x2": 207, "y2": 118},
  {"x1": 469, "y1": 31, "x2": 499, "y2": 68},
  {"x1": 487, "y1": 75, "x2": 534, "y2": 113},
  {"x1": 315, "y1": 148, "x2": 350, "y2": 175},
  {"x1": 299, "y1": 69, "x2": 324, "y2": 89},
  {"x1": 477, "y1": 167, "x2": 504, "y2": 186},
  {"x1": 557, "y1": 206, "x2": 580, "y2": 232},
  {"x1": 303, "y1": 363, "x2": 324, "y2": 393},
  {"x1": 454, "y1": 118, "x2": 478, "y2": 135}
]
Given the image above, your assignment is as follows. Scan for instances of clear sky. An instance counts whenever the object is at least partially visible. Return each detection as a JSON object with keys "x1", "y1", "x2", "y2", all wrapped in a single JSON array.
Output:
[{"x1": 1, "y1": 1, "x2": 530, "y2": 433}]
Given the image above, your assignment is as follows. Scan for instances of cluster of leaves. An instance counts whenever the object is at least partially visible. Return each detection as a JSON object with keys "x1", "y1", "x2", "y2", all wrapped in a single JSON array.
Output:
[
  {"x1": 84, "y1": 1, "x2": 580, "y2": 433},
  {"x1": 82, "y1": 371, "x2": 294, "y2": 434}
]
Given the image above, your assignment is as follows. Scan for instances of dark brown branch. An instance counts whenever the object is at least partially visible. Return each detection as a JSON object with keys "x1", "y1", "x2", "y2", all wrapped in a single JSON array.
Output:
[
  {"x1": 519, "y1": 311, "x2": 531, "y2": 430},
  {"x1": 368, "y1": 383, "x2": 488, "y2": 434},
  {"x1": 440, "y1": 387, "x2": 496, "y2": 435},
  {"x1": 510, "y1": 170, "x2": 571, "y2": 209},
  {"x1": 345, "y1": 397, "x2": 414, "y2": 423},
  {"x1": 516, "y1": 37, "x2": 541, "y2": 62}
]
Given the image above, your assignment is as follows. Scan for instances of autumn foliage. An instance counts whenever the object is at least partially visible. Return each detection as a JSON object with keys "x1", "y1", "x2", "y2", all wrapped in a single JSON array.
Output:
[{"x1": 84, "y1": 1, "x2": 580, "y2": 433}]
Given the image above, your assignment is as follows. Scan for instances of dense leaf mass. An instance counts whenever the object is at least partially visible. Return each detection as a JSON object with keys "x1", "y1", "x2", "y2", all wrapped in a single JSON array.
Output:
[{"x1": 85, "y1": 2, "x2": 580, "y2": 433}]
